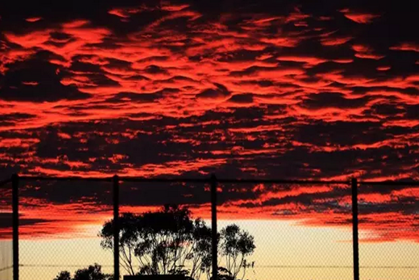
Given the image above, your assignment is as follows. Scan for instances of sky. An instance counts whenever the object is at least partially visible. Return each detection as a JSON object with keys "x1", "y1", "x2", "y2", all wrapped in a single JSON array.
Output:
[{"x1": 0, "y1": 0, "x2": 418, "y2": 279}]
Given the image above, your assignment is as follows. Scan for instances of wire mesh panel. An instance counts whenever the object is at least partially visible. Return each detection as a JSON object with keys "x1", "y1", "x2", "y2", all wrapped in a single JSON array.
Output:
[
  {"x1": 18, "y1": 179, "x2": 113, "y2": 280},
  {"x1": 0, "y1": 180, "x2": 12, "y2": 280},
  {"x1": 118, "y1": 179, "x2": 211, "y2": 280},
  {"x1": 358, "y1": 182, "x2": 419, "y2": 280},
  {"x1": 217, "y1": 181, "x2": 353, "y2": 280}
]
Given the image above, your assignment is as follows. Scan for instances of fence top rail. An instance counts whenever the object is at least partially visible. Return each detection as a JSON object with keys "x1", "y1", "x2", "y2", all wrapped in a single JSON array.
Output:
[
  {"x1": 19, "y1": 176, "x2": 113, "y2": 182},
  {"x1": 12, "y1": 174, "x2": 419, "y2": 186},
  {"x1": 17, "y1": 175, "x2": 349, "y2": 184},
  {"x1": 218, "y1": 178, "x2": 349, "y2": 185},
  {"x1": 358, "y1": 181, "x2": 419, "y2": 186}
]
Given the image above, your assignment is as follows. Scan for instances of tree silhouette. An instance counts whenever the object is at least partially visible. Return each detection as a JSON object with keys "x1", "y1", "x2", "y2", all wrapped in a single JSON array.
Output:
[
  {"x1": 219, "y1": 225, "x2": 255, "y2": 280},
  {"x1": 54, "y1": 271, "x2": 71, "y2": 280},
  {"x1": 54, "y1": 205, "x2": 255, "y2": 280},
  {"x1": 99, "y1": 205, "x2": 214, "y2": 279},
  {"x1": 54, "y1": 264, "x2": 112, "y2": 280}
]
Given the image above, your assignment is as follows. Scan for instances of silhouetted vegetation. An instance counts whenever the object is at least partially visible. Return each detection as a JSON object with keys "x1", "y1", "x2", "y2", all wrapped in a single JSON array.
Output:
[
  {"x1": 54, "y1": 264, "x2": 112, "y2": 280},
  {"x1": 54, "y1": 205, "x2": 255, "y2": 280}
]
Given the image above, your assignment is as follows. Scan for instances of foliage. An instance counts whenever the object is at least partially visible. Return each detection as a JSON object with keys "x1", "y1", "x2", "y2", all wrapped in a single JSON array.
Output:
[
  {"x1": 219, "y1": 224, "x2": 255, "y2": 280},
  {"x1": 54, "y1": 264, "x2": 112, "y2": 280},
  {"x1": 54, "y1": 271, "x2": 71, "y2": 280},
  {"x1": 99, "y1": 205, "x2": 213, "y2": 279},
  {"x1": 55, "y1": 205, "x2": 255, "y2": 280}
]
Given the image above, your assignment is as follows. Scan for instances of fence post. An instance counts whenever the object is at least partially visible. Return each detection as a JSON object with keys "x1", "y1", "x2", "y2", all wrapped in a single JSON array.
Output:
[
  {"x1": 113, "y1": 175, "x2": 120, "y2": 280},
  {"x1": 352, "y1": 178, "x2": 359, "y2": 280},
  {"x1": 210, "y1": 174, "x2": 218, "y2": 280},
  {"x1": 12, "y1": 174, "x2": 19, "y2": 280}
]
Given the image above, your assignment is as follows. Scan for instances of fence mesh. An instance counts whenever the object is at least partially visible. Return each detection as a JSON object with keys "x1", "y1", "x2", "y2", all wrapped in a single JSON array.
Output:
[
  {"x1": 0, "y1": 180, "x2": 12, "y2": 280},
  {"x1": 358, "y1": 182, "x2": 419, "y2": 280},
  {"x1": 217, "y1": 181, "x2": 353, "y2": 280},
  {"x1": 18, "y1": 179, "x2": 113, "y2": 280},
  {"x1": 119, "y1": 179, "x2": 211, "y2": 279},
  {"x1": 6, "y1": 177, "x2": 419, "y2": 280}
]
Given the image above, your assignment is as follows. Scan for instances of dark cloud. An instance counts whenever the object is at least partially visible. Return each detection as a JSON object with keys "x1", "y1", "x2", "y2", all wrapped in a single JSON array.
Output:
[
  {"x1": 301, "y1": 92, "x2": 370, "y2": 109},
  {"x1": 0, "y1": 213, "x2": 56, "y2": 228},
  {"x1": 228, "y1": 94, "x2": 254, "y2": 104},
  {"x1": 0, "y1": 54, "x2": 89, "y2": 102}
]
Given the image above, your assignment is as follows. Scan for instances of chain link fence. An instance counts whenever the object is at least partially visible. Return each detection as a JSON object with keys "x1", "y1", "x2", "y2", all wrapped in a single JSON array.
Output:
[
  {"x1": 217, "y1": 181, "x2": 354, "y2": 280},
  {"x1": 118, "y1": 179, "x2": 211, "y2": 280},
  {"x1": 5, "y1": 175, "x2": 419, "y2": 280},
  {"x1": 358, "y1": 182, "x2": 419, "y2": 280},
  {"x1": 0, "y1": 179, "x2": 13, "y2": 280},
  {"x1": 18, "y1": 179, "x2": 113, "y2": 280}
]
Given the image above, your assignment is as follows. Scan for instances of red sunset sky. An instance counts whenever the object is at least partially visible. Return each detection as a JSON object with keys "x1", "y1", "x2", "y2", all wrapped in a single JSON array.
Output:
[{"x1": 0, "y1": 0, "x2": 418, "y2": 248}]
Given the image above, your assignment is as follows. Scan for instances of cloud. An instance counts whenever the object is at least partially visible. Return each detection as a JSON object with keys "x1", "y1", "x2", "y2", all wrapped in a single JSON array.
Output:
[
  {"x1": 341, "y1": 9, "x2": 380, "y2": 24},
  {"x1": 0, "y1": 0, "x2": 418, "y2": 241},
  {"x1": 390, "y1": 43, "x2": 419, "y2": 52}
]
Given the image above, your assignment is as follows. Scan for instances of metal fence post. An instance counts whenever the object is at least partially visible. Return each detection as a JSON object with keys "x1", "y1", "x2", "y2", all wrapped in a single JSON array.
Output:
[
  {"x1": 113, "y1": 175, "x2": 120, "y2": 280},
  {"x1": 352, "y1": 178, "x2": 359, "y2": 280},
  {"x1": 210, "y1": 174, "x2": 218, "y2": 280},
  {"x1": 12, "y1": 174, "x2": 19, "y2": 280}
]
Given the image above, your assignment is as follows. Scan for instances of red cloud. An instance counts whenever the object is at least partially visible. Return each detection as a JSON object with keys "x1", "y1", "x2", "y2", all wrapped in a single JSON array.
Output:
[
  {"x1": 320, "y1": 36, "x2": 352, "y2": 46},
  {"x1": 376, "y1": 66, "x2": 391, "y2": 71},
  {"x1": 25, "y1": 17, "x2": 42, "y2": 22},
  {"x1": 390, "y1": 43, "x2": 419, "y2": 52},
  {"x1": 0, "y1": 1, "x2": 418, "y2": 244},
  {"x1": 344, "y1": 13, "x2": 379, "y2": 24},
  {"x1": 352, "y1": 44, "x2": 384, "y2": 60},
  {"x1": 4, "y1": 30, "x2": 51, "y2": 48},
  {"x1": 108, "y1": 9, "x2": 130, "y2": 18}
]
